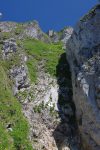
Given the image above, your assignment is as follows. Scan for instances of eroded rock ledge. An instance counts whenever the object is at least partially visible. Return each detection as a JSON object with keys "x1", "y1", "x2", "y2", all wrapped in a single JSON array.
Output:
[{"x1": 66, "y1": 4, "x2": 100, "y2": 150}]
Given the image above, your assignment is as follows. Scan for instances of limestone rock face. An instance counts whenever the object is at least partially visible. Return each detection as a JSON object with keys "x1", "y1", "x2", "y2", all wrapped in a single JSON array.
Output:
[
  {"x1": 10, "y1": 65, "x2": 30, "y2": 95},
  {"x1": 0, "y1": 22, "x2": 17, "y2": 32},
  {"x1": 0, "y1": 21, "x2": 51, "y2": 43},
  {"x1": 23, "y1": 21, "x2": 51, "y2": 43},
  {"x1": 61, "y1": 27, "x2": 73, "y2": 49},
  {"x1": 48, "y1": 30, "x2": 60, "y2": 43},
  {"x1": 66, "y1": 4, "x2": 100, "y2": 150},
  {"x1": 48, "y1": 27, "x2": 73, "y2": 46},
  {"x1": 2, "y1": 38, "x2": 17, "y2": 59},
  {"x1": 24, "y1": 21, "x2": 41, "y2": 39}
]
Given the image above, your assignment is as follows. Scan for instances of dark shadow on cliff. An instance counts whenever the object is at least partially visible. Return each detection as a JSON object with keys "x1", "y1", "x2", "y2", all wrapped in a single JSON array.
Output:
[{"x1": 53, "y1": 53, "x2": 79, "y2": 150}]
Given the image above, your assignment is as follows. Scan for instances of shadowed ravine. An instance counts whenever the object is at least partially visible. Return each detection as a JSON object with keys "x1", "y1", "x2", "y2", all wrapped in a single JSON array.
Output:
[
  {"x1": 53, "y1": 53, "x2": 80, "y2": 150},
  {"x1": 0, "y1": 4, "x2": 100, "y2": 150},
  {"x1": 21, "y1": 52, "x2": 81, "y2": 150}
]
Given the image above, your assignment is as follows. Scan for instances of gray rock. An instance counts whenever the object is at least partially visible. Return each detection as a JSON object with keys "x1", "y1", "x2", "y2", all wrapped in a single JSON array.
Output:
[
  {"x1": 48, "y1": 27, "x2": 73, "y2": 45},
  {"x1": 61, "y1": 27, "x2": 73, "y2": 49},
  {"x1": 66, "y1": 4, "x2": 100, "y2": 150},
  {"x1": 48, "y1": 30, "x2": 54, "y2": 37},
  {"x1": 48, "y1": 30, "x2": 60, "y2": 43},
  {"x1": 0, "y1": 22, "x2": 17, "y2": 32},
  {"x1": 23, "y1": 21, "x2": 51, "y2": 43},
  {"x1": 2, "y1": 38, "x2": 17, "y2": 59},
  {"x1": 10, "y1": 65, "x2": 30, "y2": 95}
]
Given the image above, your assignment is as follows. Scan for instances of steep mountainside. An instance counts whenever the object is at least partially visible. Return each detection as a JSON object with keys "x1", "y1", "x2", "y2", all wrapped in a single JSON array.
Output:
[
  {"x1": 0, "y1": 21, "x2": 79, "y2": 150},
  {"x1": 66, "y1": 4, "x2": 100, "y2": 150},
  {"x1": 0, "y1": 4, "x2": 100, "y2": 150}
]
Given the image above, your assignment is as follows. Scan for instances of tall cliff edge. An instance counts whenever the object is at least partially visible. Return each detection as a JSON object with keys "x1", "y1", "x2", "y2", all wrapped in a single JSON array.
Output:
[{"x1": 66, "y1": 4, "x2": 100, "y2": 150}]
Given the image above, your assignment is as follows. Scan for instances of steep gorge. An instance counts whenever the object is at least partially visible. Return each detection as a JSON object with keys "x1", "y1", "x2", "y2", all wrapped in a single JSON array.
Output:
[{"x1": 0, "y1": 3, "x2": 100, "y2": 150}]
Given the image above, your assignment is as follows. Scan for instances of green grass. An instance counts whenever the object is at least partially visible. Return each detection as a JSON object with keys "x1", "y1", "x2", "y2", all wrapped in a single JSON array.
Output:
[
  {"x1": 14, "y1": 24, "x2": 23, "y2": 35},
  {"x1": 0, "y1": 32, "x2": 64, "y2": 149},
  {"x1": 26, "y1": 59, "x2": 37, "y2": 83},
  {"x1": 0, "y1": 63, "x2": 33, "y2": 150},
  {"x1": 0, "y1": 37, "x2": 64, "y2": 149},
  {"x1": 1, "y1": 32, "x2": 11, "y2": 40},
  {"x1": 1, "y1": 53, "x2": 21, "y2": 71},
  {"x1": 23, "y1": 38, "x2": 64, "y2": 82},
  {"x1": 0, "y1": 124, "x2": 14, "y2": 150}
]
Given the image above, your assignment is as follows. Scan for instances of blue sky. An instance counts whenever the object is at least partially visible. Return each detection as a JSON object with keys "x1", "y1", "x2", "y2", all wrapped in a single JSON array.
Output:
[{"x1": 0, "y1": 0, "x2": 98, "y2": 31}]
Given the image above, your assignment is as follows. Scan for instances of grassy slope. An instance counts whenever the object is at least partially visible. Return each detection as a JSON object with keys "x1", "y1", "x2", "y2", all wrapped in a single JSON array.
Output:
[
  {"x1": 0, "y1": 31, "x2": 64, "y2": 149},
  {"x1": 0, "y1": 50, "x2": 33, "y2": 149},
  {"x1": 23, "y1": 38, "x2": 64, "y2": 83}
]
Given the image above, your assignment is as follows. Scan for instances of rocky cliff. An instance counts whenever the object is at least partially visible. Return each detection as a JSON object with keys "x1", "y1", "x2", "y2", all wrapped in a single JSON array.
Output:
[
  {"x1": 0, "y1": 4, "x2": 100, "y2": 150},
  {"x1": 66, "y1": 4, "x2": 100, "y2": 150},
  {"x1": 47, "y1": 27, "x2": 73, "y2": 48},
  {"x1": 0, "y1": 21, "x2": 79, "y2": 150}
]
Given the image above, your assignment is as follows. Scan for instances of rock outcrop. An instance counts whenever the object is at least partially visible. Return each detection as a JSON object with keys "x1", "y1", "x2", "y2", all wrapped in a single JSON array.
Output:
[
  {"x1": 48, "y1": 27, "x2": 73, "y2": 47},
  {"x1": 2, "y1": 38, "x2": 17, "y2": 59},
  {"x1": 23, "y1": 21, "x2": 51, "y2": 43},
  {"x1": 66, "y1": 4, "x2": 100, "y2": 150},
  {"x1": 0, "y1": 22, "x2": 17, "y2": 32},
  {"x1": 61, "y1": 27, "x2": 73, "y2": 49},
  {"x1": 10, "y1": 65, "x2": 30, "y2": 95},
  {"x1": 0, "y1": 21, "x2": 51, "y2": 43},
  {"x1": 48, "y1": 30, "x2": 60, "y2": 43}
]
